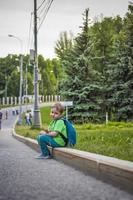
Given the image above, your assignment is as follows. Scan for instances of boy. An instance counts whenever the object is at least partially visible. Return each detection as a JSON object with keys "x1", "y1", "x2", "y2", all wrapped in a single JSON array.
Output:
[{"x1": 36, "y1": 103, "x2": 67, "y2": 159}]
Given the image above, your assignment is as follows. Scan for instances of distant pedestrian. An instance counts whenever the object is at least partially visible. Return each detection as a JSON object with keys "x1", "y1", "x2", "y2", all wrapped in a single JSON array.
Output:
[
  {"x1": 12, "y1": 108, "x2": 15, "y2": 115},
  {"x1": 0, "y1": 109, "x2": 3, "y2": 130},
  {"x1": 25, "y1": 111, "x2": 32, "y2": 125},
  {"x1": 5, "y1": 110, "x2": 8, "y2": 119},
  {"x1": 16, "y1": 109, "x2": 19, "y2": 115},
  {"x1": 29, "y1": 110, "x2": 32, "y2": 125}
]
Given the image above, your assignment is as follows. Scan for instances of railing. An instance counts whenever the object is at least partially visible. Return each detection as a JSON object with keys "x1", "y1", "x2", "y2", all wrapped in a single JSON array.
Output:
[{"x1": 0, "y1": 95, "x2": 61, "y2": 106}]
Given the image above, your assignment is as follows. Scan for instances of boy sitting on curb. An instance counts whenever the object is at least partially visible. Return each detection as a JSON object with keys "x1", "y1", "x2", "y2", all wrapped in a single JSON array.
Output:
[{"x1": 36, "y1": 102, "x2": 67, "y2": 159}]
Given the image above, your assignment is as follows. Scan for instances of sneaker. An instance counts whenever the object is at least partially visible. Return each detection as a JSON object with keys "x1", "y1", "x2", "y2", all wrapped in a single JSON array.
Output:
[{"x1": 35, "y1": 154, "x2": 52, "y2": 159}]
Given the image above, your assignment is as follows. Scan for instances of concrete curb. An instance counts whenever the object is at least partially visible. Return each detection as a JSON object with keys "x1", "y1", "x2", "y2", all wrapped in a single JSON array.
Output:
[{"x1": 12, "y1": 129, "x2": 133, "y2": 192}]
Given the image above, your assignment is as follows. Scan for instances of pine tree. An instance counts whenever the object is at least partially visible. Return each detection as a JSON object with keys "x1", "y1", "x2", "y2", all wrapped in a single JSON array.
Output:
[
  {"x1": 55, "y1": 31, "x2": 74, "y2": 60},
  {"x1": 60, "y1": 9, "x2": 103, "y2": 123}
]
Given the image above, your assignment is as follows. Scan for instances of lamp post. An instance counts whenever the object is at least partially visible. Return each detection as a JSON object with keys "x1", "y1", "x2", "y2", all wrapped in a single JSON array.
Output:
[
  {"x1": 24, "y1": 62, "x2": 29, "y2": 111},
  {"x1": 8, "y1": 34, "x2": 23, "y2": 124},
  {"x1": 25, "y1": 63, "x2": 28, "y2": 102}
]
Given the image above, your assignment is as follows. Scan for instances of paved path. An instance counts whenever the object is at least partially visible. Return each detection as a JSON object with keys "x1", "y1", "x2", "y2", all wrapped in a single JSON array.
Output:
[{"x1": 0, "y1": 114, "x2": 133, "y2": 200}]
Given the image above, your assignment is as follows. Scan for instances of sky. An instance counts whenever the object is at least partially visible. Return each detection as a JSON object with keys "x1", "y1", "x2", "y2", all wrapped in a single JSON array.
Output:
[{"x1": 0, "y1": 0, "x2": 131, "y2": 59}]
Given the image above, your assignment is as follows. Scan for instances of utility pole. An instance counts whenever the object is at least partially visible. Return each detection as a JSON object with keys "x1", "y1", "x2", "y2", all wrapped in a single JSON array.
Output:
[
  {"x1": 19, "y1": 54, "x2": 23, "y2": 124},
  {"x1": 33, "y1": 0, "x2": 42, "y2": 128},
  {"x1": 8, "y1": 34, "x2": 23, "y2": 124},
  {"x1": 5, "y1": 75, "x2": 8, "y2": 104},
  {"x1": 25, "y1": 63, "x2": 28, "y2": 110}
]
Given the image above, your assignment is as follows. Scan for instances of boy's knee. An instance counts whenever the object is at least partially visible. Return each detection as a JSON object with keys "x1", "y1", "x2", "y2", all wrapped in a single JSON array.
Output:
[
  {"x1": 37, "y1": 134, "x2": 50, "y2": 144},
  {"x1": 36, "y1": 134, "x2": 41, "y2": 142}
]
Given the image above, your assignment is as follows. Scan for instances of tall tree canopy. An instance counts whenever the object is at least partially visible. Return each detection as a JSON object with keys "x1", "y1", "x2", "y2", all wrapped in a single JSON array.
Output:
[
  {"x1": 59, "y1": 9, "x2": 104, "y2": 123},
  {"x1": 56, "y1": 3, "x2": 133, "y2": 123}
]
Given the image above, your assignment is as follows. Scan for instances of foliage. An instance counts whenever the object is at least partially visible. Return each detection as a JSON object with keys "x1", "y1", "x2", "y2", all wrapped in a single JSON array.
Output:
[
  {"x1": 1, "y1": 3, "x2": 133, "y2": 123},
  {"x1": 59, "y1": 9, "x2": 104, "y2": 123},
  {"x1": 38, "y1": 55, "x2": 63, "y2": 95},
  {"x1": 56, "y1": 3, "x2": 133, "y2": 123},
  {"x1": 0, "y1": 54, "x2": 63, "y2": 98},
  {"x1": 106, "y1": 2, "x2": 133, "y2": 121},
  {"x1": 55, "y1": 31, "x2": 74, "y2": 60},
  {"x1": 0, "y1": 54, "x2": 20, "y2": 97}
]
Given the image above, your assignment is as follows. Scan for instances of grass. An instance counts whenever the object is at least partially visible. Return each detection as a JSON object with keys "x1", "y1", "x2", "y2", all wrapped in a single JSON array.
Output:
[
  {"x1": 40, "y1": 106, "x2": 52, "y2": 125},
  {"x1": 75, "y1": 127, "x2": 133, "y2": 161},
  {"x1": 15, "y1": 106, "x2": 133, "y2": 162}
]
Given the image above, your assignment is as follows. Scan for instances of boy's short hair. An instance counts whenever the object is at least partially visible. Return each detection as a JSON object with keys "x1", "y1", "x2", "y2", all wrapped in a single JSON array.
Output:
[{"x1": 51, "y1": 103, "x2": 64, "y2": 114}]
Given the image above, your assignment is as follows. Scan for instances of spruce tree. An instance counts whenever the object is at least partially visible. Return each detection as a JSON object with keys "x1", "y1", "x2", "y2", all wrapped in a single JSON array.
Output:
[{"x1": 60, "y1": 9, "x2": 103, "y2": 123}]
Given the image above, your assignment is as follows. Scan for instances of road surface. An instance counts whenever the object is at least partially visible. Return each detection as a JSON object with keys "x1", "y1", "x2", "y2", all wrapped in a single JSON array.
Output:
[{"x1": 0, "y1": 110, "x2": 133, "y2": 200}]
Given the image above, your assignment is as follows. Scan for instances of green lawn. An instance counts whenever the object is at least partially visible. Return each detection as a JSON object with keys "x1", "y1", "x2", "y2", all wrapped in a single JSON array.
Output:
[{"x1": 15, "y1": 107, "x2": 133, "y2": 162}]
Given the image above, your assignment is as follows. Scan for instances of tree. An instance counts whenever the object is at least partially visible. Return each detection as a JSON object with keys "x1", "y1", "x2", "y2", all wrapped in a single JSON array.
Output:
[
  {"x1": 55, "y1": 31, "x2": 74, "y2": 60},
  {"x1": 107, "y1": 2, "x2": 133, "y2": 121},
  {"x1": 38, "y1": 55, "x2": 63, "y2": 95},
  {"x1": 60, "y1": 9, "x2": 104, "y2": 123},
  {"x1": 0, "y1": 55, "x2": 20, "y2": 97},
  {"x1": 7, "y1": 71, "x2": 20, "y2": 97}
]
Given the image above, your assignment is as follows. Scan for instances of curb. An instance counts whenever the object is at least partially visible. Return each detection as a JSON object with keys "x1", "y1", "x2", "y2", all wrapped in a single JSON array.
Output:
[{"x1": 12, "y1": 129, "x2": 133, "y2": 192}]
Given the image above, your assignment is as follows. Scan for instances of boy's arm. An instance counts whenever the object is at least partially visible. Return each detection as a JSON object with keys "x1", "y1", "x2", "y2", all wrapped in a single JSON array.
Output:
[
  {"x1": 40, "y1": 129, "x2": 58, "y2": 137},
  {"x1": 39, "y1": 128, "x2": 49, "y2": 135}
]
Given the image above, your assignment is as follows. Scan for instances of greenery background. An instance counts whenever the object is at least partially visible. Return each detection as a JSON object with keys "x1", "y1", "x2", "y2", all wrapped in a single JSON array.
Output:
[{"x1": 0, "y1": 3, "x2": 133, "y2": 123}]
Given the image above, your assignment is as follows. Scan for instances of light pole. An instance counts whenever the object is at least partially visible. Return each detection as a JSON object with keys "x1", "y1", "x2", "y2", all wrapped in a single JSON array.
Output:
[
  {"x1": 24, "y1": 62, "x2": 29, "y2": 111},
  {"x1": 25, "y1": 63, "x2": 28, "y2": 102},
  {"x1": 8, "y1": 34, "x2": 23, "y2": 124}
]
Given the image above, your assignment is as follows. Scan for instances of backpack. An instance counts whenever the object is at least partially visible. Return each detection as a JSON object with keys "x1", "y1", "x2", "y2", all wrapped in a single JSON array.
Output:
[{"x1": 58, "y1": 118, "x2": 76, "y2": 147}]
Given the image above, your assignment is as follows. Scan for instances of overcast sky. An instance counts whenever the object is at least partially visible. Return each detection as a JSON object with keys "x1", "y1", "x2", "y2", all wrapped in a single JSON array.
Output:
[{"x1": 0, "y1": 0, "x2": 131, "y2": 59}]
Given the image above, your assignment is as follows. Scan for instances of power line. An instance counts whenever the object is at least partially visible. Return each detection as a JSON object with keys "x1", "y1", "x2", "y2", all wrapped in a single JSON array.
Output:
[
  {"x1": 37, "y1": 0, "x2": 53, "y2": 32},
  {"x1": 27, "y1": 12, "x2": 34, "y2": 54},
  {"x1": 26, "y1": 0, "x2": 53, "y2": 53},
  {"x1": 37, "y1": 0, "x2": 46, "y2": 11},
  {"x1": 37, "y1": 0, "x2": 49, "y2": 18}
]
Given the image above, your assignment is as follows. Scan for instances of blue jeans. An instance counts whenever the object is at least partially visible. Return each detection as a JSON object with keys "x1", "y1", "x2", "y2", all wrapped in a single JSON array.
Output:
[
  {"x1": 26, "y1": 118, "x2": 30, "y2": 125},
  {"x1": 37, "y1": 134, "x2": 62, "y2": 156}
]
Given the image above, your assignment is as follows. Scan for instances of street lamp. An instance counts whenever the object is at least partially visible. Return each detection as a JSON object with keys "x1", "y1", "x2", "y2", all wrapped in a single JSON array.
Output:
[
  {"x1": 23, "y1": 62, "x2": 28, "y2": 110},
  {"x1": 8, "y1": 34, "x2": 23, "y2": 124}
]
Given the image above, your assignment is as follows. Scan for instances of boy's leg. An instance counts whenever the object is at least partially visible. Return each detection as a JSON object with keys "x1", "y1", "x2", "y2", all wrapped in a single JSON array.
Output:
[{"x1": 37, "y1": 134, "x2": 61, "y2": 157}]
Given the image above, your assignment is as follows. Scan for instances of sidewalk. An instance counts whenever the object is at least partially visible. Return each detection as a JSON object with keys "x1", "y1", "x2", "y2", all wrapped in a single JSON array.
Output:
[
  {"x1": 0, "y1": 116, "x2": 133, "y2": 200},
  {"x1": 12, "y1": 130, "x2": 133, "y2": 193}
]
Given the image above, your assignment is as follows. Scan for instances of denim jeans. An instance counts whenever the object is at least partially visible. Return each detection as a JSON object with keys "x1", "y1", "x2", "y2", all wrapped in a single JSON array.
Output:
[
  {"x1": 37, "y1": 134, "x2": 62, "y2": 156},
  {"x1": 26, "y1": 118, "x2": 30, "y2": 125}
]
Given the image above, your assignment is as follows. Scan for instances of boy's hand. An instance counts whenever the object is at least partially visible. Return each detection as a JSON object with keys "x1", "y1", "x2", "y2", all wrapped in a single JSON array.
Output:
[{"x1": 39, "y1": 129, "x2": 49, "y2": 135}]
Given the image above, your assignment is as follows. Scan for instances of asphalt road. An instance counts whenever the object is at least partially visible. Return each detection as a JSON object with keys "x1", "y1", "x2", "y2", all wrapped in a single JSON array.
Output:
[{"x1": 0, "y1": 111, "x2": 133, "y2": 200}]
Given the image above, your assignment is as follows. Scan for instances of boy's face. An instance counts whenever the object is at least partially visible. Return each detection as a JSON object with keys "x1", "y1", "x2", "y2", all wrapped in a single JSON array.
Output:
[{"x1": 50, "y1": 107, "x2": 61, "y2": 120}]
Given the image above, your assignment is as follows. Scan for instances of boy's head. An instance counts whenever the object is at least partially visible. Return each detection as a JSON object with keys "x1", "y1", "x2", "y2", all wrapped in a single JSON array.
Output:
[{"x1": 50, "y1": 103, "x2": 64, "y2": 120}]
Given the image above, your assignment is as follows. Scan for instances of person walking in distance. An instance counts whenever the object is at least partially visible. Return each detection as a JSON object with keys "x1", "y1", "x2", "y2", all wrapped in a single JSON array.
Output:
[
  {"x1": 25, "y1": 111, "x2": 30, "y2": 125},
  {"x1": 5, "y1": 110, "x2": 8, "y2": 119},
  {"x1": 29, "y1": 110, "x2": 32, "y2": 125},
  {"x1": 0, "y1": 109, "x2": 3, "y2": 130}
]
